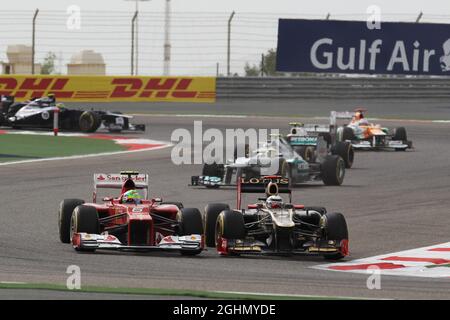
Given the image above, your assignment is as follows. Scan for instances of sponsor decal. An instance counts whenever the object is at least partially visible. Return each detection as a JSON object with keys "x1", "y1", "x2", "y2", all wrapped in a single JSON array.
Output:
[
  {"x1": 277, "y1": 19, "x2": 450, "y2": 76},
  {"x1": 0, "y1": 75, "x2": 216, "y2": 102},
  {"x1": 241, "y1": 177, "x2": 289, "y2": 185}
]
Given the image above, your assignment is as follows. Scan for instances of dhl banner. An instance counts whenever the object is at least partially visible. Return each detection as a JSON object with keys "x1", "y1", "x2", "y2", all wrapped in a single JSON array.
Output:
[{"x1": 0, "y1": 75, "x2": 216, "y2": 102}]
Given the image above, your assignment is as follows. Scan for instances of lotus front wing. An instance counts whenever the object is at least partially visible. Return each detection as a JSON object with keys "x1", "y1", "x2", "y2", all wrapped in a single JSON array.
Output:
[{"x1": 72, "y1": 233, "x2": 203, "y2": 252}]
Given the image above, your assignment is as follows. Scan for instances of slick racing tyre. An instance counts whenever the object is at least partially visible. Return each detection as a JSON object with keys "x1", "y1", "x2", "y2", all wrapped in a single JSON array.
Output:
[
  {"x1": 58, "y1": 199, "x2": 85, "y2": 243},
  {"x1": 321, "y1": 155, "x2": 345, "y2": 186},
  {"x1": 70, "y1": 205, "x2": 99, "y2": 252},
  {"x1": 178, "y1": 208, "x2": 204, "y2": 256},
  {"x1": 278, "y1": 158, "x2": 294, "y2": 188},
  {"x1": 294, "y1": 146, "x2": 315, "y2": 163},
  {"x1": 318, "y1": 132, "x2": 332, "y2": 147},
  {"x1": 79, "y1": 111, "x2": 102, "y2": 133},
  {"x1": 393, "y1": 127, "x2": 407, "y2": 141},
  {"x1": 339, "y1": 126, "x2": 355, "y2": 141},
  {"x1": 216, "y1": 210, "x2": 246, "y2": 254},
  {"x1": 332, "y1": 142, "x2": 354, "y2": 169},
  {"x1": 204, "y1": 203, "x2": 230, "y2": 247},
  {"x1": 322, "y1": 212, "x2": 349, "y2": 260}
]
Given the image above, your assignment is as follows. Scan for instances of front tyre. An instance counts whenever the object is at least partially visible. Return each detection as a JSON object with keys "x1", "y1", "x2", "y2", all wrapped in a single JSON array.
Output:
[
  {"x1": 322, "y1": 212, "x2": 349, "y2": 260},
  {"x1": 216, "y1": 210, "x2": 246, "y2": 255},
  {"x1": 204, "y1": 203, "x2": 230, "y2": 247},
  {"x1": 59, "y1": 199, "x2": 85, "y2": 243},
  {"x1": 70, "y1": 205, "x2": 99, "y2": 252},
  {"x1": 178, "y1": 208, "x2": 204, "y2": 256}
]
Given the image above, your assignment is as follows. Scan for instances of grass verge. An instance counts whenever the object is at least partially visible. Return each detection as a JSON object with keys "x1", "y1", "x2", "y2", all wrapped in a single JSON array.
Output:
[{"x1": 0, "y1": 134, "x2": 125, "y2": 163}]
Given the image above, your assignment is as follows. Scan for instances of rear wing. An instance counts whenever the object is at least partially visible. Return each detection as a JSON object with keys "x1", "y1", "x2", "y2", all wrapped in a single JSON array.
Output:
[
  {"x1": 93, "y1": 172, "x2": 149, "y2": 202},
  {"x1": 237, "y1": 176, "x2": 291, "y2": 209},
  {"x1": 330, "y1": 111, "x2": 354, "y2": 126}
]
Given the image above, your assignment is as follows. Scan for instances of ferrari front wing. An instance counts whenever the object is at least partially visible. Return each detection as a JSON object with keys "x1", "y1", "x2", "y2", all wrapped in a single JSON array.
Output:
[{"x1": 72, "y1": 232, "x2": 203, "y2": 252}]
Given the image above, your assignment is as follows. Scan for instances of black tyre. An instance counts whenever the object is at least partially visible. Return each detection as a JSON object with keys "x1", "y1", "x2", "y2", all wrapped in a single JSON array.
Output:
[
  {"x1": 216, "y1": 210, "x2": 246, "y2": 242},
  {"x1": 393, "y1": 127, "x2": 407, "y2": 141},
  {"x1": 178, "y1": 208, "x2": 204, "y2": 256},
  {"x1": 294, "y1": 146, "x2": 315, "y2": 163},
  {"x1": 70, "y1": 205, "x2": 99, "y2": 252},
  {"x1": 322, "y1": 212, "x2": 349, "y2": 260},
  {"x1": 204, "y1": 203, "x2": 230, "y2": 247},
  {"x1": 318, "y1": 132, "x2": 332, "y2": 146},
  {"x1": 278, "y1": 159, "x2": 293, "y2": 187},
  {"x1": 160, "y1": 201, "x2": 184, "y2": 209},
  {"x1": 58, "y1": 199, "x2": 85, "y2": 243},
  {"x1": 321, "y1": 155, "x2": 345, "y2": 186},
  {"x1": 332, "y1": 142, "x2": 354, "y2": 169},
  {"x1": 178, "y1": 208, "x2": 203, "y2": 235},
  {"x1": 79, "y1": 111, "x2": 102, "y2": 133},
  {"x1": 342, "y1": 127, "x2": 355, "y2": 141}
]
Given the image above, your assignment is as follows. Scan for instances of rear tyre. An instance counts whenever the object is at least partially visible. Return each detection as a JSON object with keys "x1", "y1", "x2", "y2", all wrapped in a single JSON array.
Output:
[
  {"x1": 59, "y1": 199, "x2": 85, "y2": 243},
  {"x1": 278, "y1": 159, "x2": 293, "y2": 188},
  {"x1": 79, "y1": 111, "x2": 101, "y2": 133},
  {"x1": 204, "y1": 203, "x2": 230, "y2": 247},
  {"x1": 70, "y1": 205, "x2": 99, "y2": 252},
  {"x1": 322, "y1": 212, "x2": 349, "y2": 260},
  {"x1": 178, "y1": 208, "x2": 204, "y2": 256},
  {"x1": 318, "y1": 132, "x2": 332, "y2": 147},
  {"x1": 216, "y1": 210, "x2": 246, "y2": 253},
  {"x1": 332, "y1": 142, "x2": 354, "y2": 169},
  {"x1": 342, "y1": 127, "x2": 355, "y2": 141},
  {"x1": 294, "y1": 146, "x2": 315, "y2": 163},
  {"x1": 321, "y1": 155, "x2": 345, "y2": 186}
]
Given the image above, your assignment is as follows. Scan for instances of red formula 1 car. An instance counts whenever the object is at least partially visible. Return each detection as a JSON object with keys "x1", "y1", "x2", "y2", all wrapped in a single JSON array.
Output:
[
  {"x1": 203, "y1": 176, "x2": 349, "y2": 260},
  {"x1": 58, "y1": 171, "x2": 204, "y2": 255}
]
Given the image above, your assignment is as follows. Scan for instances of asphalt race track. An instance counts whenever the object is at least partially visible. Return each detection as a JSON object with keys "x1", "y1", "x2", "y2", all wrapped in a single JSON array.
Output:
[{"x1": 0, "y1": 101, "x2": 449, "y2": 299}]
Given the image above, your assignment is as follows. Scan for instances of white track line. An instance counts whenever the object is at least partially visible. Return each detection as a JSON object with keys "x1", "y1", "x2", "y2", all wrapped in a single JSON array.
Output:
[
  {"x1": 0, "y1": 143, "x2": 172, "y2": 167},
  {"x1": 313, "y1": 242, "x2": 450, "y2": 278}
]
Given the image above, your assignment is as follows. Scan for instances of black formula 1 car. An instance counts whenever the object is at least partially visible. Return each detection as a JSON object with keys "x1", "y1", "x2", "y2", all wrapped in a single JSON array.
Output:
[
  {"x1": 203, "y1": 176, "x2": 349, "y2": 260},
  {"x1": 0, "y1": 95, "x2": 145, "y2": 133}
]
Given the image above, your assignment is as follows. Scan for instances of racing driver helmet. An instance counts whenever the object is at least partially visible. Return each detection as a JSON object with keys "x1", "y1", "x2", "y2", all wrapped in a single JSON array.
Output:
[
  {"x1": 121, "y1": 189, "x2": 142, "y2": 204},
  {"x1": 266, "y1": 195, "x2": 283, "y2": 209}
]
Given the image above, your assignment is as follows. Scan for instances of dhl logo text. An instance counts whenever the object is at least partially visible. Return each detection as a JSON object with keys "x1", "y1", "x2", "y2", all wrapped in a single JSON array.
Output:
[{"x1": 0, "y1": 76, "x2": 216, "y2": 102}]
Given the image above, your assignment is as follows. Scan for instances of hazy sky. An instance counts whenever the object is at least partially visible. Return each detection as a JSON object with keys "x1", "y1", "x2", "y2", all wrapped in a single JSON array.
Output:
[
  {"x1": 5, "y1": 0, "x2": 450, "y2": 15},
  {"x1": 2, "y1": 1, "x2": 450, "y2": 76}
]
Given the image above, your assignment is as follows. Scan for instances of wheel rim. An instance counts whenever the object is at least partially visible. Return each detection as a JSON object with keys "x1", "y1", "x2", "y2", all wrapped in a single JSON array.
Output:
[
  {"x1": 336, "y1": 160, "x2": 345, "y2": 182},
  {"x1": 69, "y1": 212, "x2": 76, "y2": 242}
]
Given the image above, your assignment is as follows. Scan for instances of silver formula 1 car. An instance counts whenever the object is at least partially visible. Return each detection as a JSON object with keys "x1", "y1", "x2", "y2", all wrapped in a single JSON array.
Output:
[{"x1": 190, "y1": 135, "x2": 346, "y2": 188}]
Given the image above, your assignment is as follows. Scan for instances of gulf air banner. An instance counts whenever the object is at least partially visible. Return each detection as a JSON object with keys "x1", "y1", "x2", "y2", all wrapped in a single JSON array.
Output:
[
  {"x1": 277, "y1": 19, "x2": 450, "y2": 76},
  {"x1": 0, "y1": 75, "x2": 216, "y2": 102}
]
